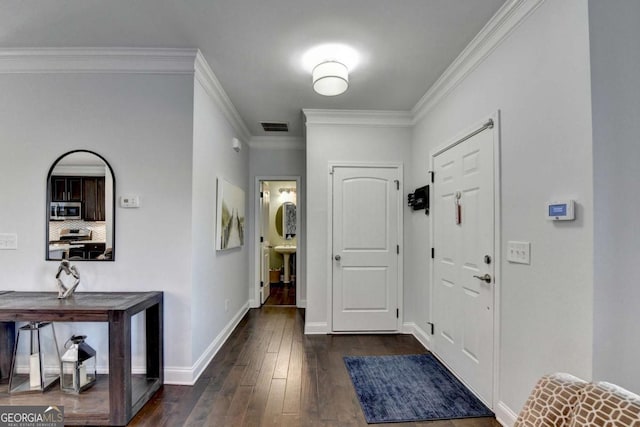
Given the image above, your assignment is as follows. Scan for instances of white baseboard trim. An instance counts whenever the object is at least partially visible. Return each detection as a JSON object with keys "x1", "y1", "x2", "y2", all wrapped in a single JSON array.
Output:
[
  {"x1": 304, "y1": 321, "x2": 328, "y2": 334},
  {"x1": 249, "y1": 298, "x2": 260, "y2": 309},
  {"x1": 494, "y1": 400, "x2": 518, "y2": 427},
  {"x1": 402, "y1": 322, "x2": 432, "y2": 351},
  {"x1": 164, "y1": 301, "x2": 250, "y2": 385}
]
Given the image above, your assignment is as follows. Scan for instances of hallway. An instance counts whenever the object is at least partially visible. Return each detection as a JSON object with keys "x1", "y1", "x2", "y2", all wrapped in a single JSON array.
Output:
[{"x1": 130, "y1": 307, "x2": 499, "y2": 426}]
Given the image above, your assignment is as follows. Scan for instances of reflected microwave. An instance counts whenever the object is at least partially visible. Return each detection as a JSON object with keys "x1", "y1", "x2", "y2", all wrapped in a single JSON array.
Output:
[{"x1": 50, "y1": 202, "x2": 82, "y2": 220}]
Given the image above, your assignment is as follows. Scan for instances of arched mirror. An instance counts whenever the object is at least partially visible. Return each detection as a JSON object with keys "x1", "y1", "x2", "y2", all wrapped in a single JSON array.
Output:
[
  {"x1": 275, "y1": 202, "x2": 296, "y2": 238},
  {"x1": 46, "y1": 150, "x2": 115, "y2": 261}
]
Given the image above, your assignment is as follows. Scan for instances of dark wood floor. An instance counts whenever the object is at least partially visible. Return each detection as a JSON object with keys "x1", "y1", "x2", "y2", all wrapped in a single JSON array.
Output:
[
  {"x1": 264, "y1": 283, "x2": 296, "y2": 306},
  {"x1": 130, "y1": 307, "x2": 500, "y2": 427}
]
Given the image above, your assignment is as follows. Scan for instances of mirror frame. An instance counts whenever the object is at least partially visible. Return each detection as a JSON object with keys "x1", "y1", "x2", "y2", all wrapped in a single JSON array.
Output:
[
  {"x1": 275, "y1": 201, "x2": 296, "y2": 238},
  {"x1": 46, "y1": 149, "x2": 116, "y2": 261}
]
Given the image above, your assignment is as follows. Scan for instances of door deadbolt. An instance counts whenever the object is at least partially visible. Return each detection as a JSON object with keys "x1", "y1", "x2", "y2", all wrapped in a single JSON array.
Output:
[
  {"x1": 473, "y1": 273, "x2": 492, "y2": 284},
  {"x1": 484, "y1": 255, "x2": 492, "y2": 264},
  {"x1": 334, "y1": 255, "x2": 341, "y2": 261}
]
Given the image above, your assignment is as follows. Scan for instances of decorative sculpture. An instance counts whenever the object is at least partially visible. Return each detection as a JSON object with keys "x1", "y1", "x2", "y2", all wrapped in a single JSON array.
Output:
[{"x1": 55, "y1": 260, "x2": 80, "y2": 299}]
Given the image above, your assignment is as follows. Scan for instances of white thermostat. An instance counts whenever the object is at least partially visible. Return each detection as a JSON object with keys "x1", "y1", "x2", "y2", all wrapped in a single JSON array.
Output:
[
  {"x1": 546, "y1": 200, "x2": 575, "y2": 221},
  {"x1": 120, "y1": 195, "x2": 140, "y2": 208}
]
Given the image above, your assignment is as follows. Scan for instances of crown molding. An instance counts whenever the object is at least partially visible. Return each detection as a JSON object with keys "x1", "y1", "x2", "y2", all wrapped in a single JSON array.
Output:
[
  {"x1": 194, "y1": 51, "x2": 252, "y2": 142},
  {"x1": 303, "y1": 109, "x2": 413, "y2": 128},
  {"x1": 0, "y1": 47, "x2": 199, "y2": 74},
  {"x1": 412, "y1": 0, "x2": 546, "y2": 123},
  {"x1": 248, "y1": 136, "x2": 305, "y2": 150},
  {"x1": 0, "y1": 47, "x2": 252, "y2": 142}
]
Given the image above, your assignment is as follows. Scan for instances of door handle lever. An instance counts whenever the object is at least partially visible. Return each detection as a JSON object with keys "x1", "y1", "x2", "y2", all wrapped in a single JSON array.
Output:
[{"x1": 473, "y1": 273, "x2": 492, "y2": 284}]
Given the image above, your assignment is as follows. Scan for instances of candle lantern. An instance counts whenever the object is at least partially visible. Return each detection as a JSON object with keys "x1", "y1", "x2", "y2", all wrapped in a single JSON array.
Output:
[
  {"x1": 60, "y1": 335, "x2": 97, "y2": 393},
  {"x1": 9, "y1": 321, "x2": 60, "y2": 393}
]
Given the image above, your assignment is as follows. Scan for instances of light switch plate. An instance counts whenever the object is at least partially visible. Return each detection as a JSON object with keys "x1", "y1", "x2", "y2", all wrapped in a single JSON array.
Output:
[
  {"x1": 0, "y1": 233, "x2": 18, "y2": 250},
  {"x1": 507, "y1": 241, "x2": 530, "y2": 264}
]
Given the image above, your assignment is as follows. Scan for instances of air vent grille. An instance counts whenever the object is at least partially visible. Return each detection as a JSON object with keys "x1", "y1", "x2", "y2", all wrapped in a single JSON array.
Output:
[{"x1": 261, "y1": 122, "x2": 289, "y2": 132}]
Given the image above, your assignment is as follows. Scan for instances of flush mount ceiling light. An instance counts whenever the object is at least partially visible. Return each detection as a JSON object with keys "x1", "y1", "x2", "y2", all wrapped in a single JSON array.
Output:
[
  {"x1": 302, "y1": 43, "x2": 360, "y2": 97},
  {"x1": 312, "y1": 61, "x2": 348, "y2": 96}
]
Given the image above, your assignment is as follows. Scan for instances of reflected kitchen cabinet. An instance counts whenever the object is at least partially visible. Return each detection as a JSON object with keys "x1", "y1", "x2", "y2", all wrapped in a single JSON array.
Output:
[
  {"x1": 51, "y1": 176, "x2": 83, "y2": 202},
  {"x1": 83, "y1": 177, "x2": 105, "y2": 221}
]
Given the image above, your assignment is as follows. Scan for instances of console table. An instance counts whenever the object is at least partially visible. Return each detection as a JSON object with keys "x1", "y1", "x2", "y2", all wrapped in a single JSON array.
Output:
[{"x1": 0, "y1": 291, "x2": 163, "y2": 426}]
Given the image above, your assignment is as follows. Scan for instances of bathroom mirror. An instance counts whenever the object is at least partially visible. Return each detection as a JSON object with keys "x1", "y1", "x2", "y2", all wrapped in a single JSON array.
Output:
[
  {"x1": 275, "y1": 202, "x2": 296, "y2": 238},
  {"x1": 46, "y1": 150, "x2": 115, "y2": 261}
]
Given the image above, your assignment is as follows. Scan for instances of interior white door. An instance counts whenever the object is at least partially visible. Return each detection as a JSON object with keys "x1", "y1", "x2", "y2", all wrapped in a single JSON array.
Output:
[
  {"x1": 260, "y1": 182, "x2": 271, "y2": 304},
  {"x1": 332, "y1": 165, "x2": 400, "y2": 332},
  {"x1": 432, "y1": 127, "x2": 495, "y2": 404}
]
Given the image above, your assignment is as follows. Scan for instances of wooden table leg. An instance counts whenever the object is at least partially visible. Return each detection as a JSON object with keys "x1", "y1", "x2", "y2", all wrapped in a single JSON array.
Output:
[
  {"x1": 109, "y1": 310, "x2": 132, "y2": 426},
  {"x1": 0, "y1": 322, "x2": 15, "y2": 379},
  {"x1": 145, "y1": 297, "x2": 163, "y2": 383}
]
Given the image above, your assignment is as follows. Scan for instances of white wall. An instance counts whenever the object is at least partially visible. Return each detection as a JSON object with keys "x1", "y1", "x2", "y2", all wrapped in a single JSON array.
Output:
[
  {"x1": 409, "y1": 0, "x2": 594, "y2": 418},
  {"x1": 590, "y1": 0, "x2": 640, "y2": 393},
  {"x1": 248, "y1": 138, "x2": 306, "y2": 305},
  {"x1": 190, "y1": 78, "x2": 250, "y2": 369},
  {"x1": 304, "y1": 119, "x2": 412, "y2": 331},
  {"x1": 0, "y1": 72, "x2": 196, "y2": 371}
]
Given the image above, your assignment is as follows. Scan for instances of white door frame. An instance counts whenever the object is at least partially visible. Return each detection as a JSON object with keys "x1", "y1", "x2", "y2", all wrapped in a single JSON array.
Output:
[
  {"x1": 327, "y1": 161, "x2": 404, "y2": 333},
  {"x1": 253, "y1": 175, "x2": 302, "y2": 307},
  {"x1": 429, "y1": 111, "x2": 501, "y2": 408}
]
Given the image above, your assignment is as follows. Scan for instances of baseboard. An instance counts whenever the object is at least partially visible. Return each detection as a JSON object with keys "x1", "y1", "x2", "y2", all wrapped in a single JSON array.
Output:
[
  {"x1": 164, "y1": 301, "x2": 250, "y2": 385},
  {"x1": 494, "y1": 400, "x2": 518, "y2": 427},
  {"x1": 402, "y1": 322, "x2": 432, "y2": 351},
  {"x1": 304, "y1": 321, "x2": 328, "y2": 334},
  {"x1": 249, "y1": 298, "x2": 260, "y2": 309}
]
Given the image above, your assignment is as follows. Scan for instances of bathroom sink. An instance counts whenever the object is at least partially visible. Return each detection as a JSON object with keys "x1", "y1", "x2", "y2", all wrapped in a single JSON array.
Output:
[
  {"x1": 274, "y1": 246, "x2": 296, "y2": 284},
  {"x1": 274, "y1": 245, "x2": 296, "y2": 254}
]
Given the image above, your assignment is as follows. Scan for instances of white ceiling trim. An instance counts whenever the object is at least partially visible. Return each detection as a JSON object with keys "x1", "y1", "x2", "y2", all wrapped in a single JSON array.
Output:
[
  {"x1": 0, "y1": 47, "x2": 252, "y2": 142},
  {"x1": 248, "y1": 136, "x2": 305, "y2": 150},
  {"x1": 303, "y1": 109, "x2": 413, "y2": 128},
  {"x1": 0, "y1": 47, "x2": 199, "y2": 74},
  {"x1": 411, "y1": 0, "x2": 546, "y2": 123},
  {"x1": 194, "y1": 51, "x2": 251, "y2": 142}
]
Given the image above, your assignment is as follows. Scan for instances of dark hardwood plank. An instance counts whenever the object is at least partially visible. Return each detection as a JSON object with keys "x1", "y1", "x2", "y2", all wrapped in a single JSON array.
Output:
[{"x1": 126, "y1": 307, "x2": 500, "y2": 427}]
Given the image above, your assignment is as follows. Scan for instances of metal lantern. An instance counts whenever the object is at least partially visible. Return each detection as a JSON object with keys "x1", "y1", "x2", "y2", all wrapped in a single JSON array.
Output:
[
  {"x1": 9, "y1": 321, "x2": 61, "y2": 393},
  {"x1": 60, "y1": 335, "x2": 97, "y2": 393}
]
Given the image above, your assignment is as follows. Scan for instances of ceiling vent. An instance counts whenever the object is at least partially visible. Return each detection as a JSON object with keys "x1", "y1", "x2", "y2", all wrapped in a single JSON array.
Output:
[{"x1": 261, "y1": 122, "x2": 289, "y2": 132}]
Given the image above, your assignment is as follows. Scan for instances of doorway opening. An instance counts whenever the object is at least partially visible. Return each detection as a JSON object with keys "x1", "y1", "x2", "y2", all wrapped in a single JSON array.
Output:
[{"x1": 257, "y1": 179, "x2": 299, "y2": 306}]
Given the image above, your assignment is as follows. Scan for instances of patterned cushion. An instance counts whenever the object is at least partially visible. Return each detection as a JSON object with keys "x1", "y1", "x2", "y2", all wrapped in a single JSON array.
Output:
[
  {"x1": 569, "y1": 381, "x2": 640, "y2": 427},
  {"x1": 514, "y1": 373, "x2": 587, "y2": 427}
]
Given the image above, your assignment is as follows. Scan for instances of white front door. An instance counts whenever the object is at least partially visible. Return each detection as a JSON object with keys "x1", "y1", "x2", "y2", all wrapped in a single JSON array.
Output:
[
  {"x1": 260, "y1": 182, "x2": 271, "y2": 304},
  {"x1": 432, "y1": 125, "x2": 495, "y2": 404},
  {"x1": 332, "y1": 165, "x2": 401, "y2": 332}
]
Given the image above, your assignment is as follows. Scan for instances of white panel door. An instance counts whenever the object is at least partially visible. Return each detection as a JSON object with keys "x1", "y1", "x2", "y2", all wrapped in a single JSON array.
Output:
[
  {"x1": 432, "y1": 128, "x2": 494, "y2": 404},
  {"x1": 332, "y1": 166, "x2": 400, "y2": 332},
  {"x1": 260, "y1": 183, "x2": 271, "y2": 304}
]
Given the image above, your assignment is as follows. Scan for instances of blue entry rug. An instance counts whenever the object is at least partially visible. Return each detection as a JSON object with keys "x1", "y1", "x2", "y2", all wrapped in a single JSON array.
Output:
[{"x1": 344, "y1": 354, "x2": 494, "y2": 423}]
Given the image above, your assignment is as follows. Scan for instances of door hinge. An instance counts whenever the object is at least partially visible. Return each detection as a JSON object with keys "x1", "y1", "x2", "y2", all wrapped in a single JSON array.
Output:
[
  {"x1": 427, "y1": 322, "x2": 434, "y2": 335},
  {"x1": 260, "y1": 281, "x2": 264, "y2": 288},
  {"x1": 429, "y1": 171, "x2": 434, "y2": 183},
  {"x1": 431, "y1": 248, "x2": 435, "y2": 259},
  {"x1": 396, "y1": 308, "x2": 399, "y2": 318},
  {"x1": 260, "y1": 236, "x2": 264, "y2": 243},
  {"x1": 260, "y1": 191, "x2": 264, "y2": 198},
  {"x1": 394, "y1": 179, "x2": 399, "y2": 190},
  {"x1": 397, "y1": 245, "x2": 400, "y2": 254}
]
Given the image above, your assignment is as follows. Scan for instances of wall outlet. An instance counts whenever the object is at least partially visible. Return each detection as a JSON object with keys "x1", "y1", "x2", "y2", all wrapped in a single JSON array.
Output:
[
  {"x1": 0, "y1": 233, "x2": 18, "y2": 250},
  {"x1": 507, "y1": 241, "x2": 530, "y2": 264},
  {"x1": 224, "y1": 299, "x2": 230, "y2": 312}
]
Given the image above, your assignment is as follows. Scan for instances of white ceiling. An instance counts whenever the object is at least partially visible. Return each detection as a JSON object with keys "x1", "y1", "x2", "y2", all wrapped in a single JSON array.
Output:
[{"x1": 0, "y1": 0, "x2": 506, "y2": 137}]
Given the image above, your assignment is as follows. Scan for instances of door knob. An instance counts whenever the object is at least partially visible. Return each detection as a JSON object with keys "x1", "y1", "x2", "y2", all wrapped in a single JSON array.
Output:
[
  {"x1": 334, "y1": 255, "x2": 341, "y2": 261},
  {"x1": 473, "y1": 273, "x2": 492, "y2": 284}
]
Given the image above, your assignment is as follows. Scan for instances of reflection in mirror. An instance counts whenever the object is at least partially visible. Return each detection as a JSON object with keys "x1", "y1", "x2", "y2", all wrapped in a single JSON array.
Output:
[
  {"x1": 46, "y1": 150, "x2": 115, "y2": 261},
  {"x1": 275, "y1": 202, "x2": 296, "y2": 238}
]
